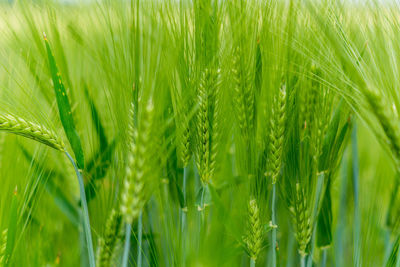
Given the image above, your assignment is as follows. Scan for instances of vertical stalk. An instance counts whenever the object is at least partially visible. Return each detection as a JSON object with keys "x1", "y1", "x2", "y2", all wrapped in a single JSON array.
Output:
[
  {"x1": 122, "y1": 223, "x2": 132, "y2": 267},
  {"x1": 250, "y1": 258, "x2": 255, "y2": 267},
  {"x1": 286, "y1": 231, "x2": 295, "y2": 267},
  {"x1": 271, "y1": 183, "x2": 277, "y2": 267},
  {"x1": 181, "y1": 166, "x2": 188, "y2": 265},
  {"x1": 352, "y1": 124, "x2": 361, "y2": 266},
  {"x1": 65, "y1": 151, "x2": 95, "y2": 267},
  {"x1": 182, "y1": 167, "x2": 188, "y2": 231},
  {"x1": 300, "y1": 256, "x2": 306, "y2": 267},
  {"x1": 137, "y1": 211, "x2": 143, "y2": 267},
  {"x1": 321, "y1": 249, "x2": 327, "y2": 267}
]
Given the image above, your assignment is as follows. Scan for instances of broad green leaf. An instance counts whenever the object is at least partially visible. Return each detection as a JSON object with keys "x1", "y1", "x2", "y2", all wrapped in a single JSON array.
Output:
[{"x1": 44, "y1": 34, "x2": 85, "y2": 169}]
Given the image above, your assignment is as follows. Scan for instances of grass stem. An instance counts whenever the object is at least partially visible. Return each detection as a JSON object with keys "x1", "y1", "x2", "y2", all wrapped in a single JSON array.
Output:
[
  {"x1": 65, "y1": 151, "x2": 95, "y2": 267},
  {"x1": 137, "y1": 211, "x2": 143, "y2": 267},
  {"x1": 352, "y1": 124, "x2": 361, "y2": 266},
  {"x1": 122, "y1": 223, "x2": 132, "y2": 267},
  {"x1": 300, "y1": 255, "x2": 306, "y2": 267},
  {"x1": 250, "y1": 258, "x2": 255, "y2": 267},
  {"x1": 181, "y1": 166, "x2": 188, "y2": 265},
  {"x1": 321, "y1": 249, "x2": 327, "y2": 267},
  {"x1": 271, "y1": 183, "x2": 277, "y2": 267}
]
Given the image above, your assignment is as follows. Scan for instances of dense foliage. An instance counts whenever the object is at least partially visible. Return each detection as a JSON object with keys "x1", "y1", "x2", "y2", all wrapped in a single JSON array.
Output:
[{"x1": 0, "y1": 0, "x2": 399, "y2": 266}]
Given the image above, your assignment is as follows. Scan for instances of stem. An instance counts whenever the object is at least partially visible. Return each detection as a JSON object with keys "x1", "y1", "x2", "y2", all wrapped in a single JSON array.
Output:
[
  {"x1": 250, "y1": 258, "x2": 255, "y2": 267},
  {"x1": 321, "y1": 249, "x2": 327, "y2": 267},
  {"x1": 271, "y1": 183, "x2": 277, "y2": 267},
  {"x1": 182, "y1": 166, "x2": 188, "y2": 232},
  {"x1": 181, "y1": 166, "x2": 188, "y2": 265},
  {"x1": 137, "y1": 211, "x2": 143, "y2": 267},
  {"x1": 200, "y1": 183, "x2": 206, "y2": 226},
  {"x1": 286, "y1": 231, "x2": 295, "y2": 267},
  {"x1": 122, "y1": 223, "x2": 131, "y2": 267},
  {"x1": 65, "y1": 151, "x2": 95, "y2": 267},
  {"x1": 352, "y1": 124, "x2": 361, "y2": 266},
  {"x1": 300, "y1": 255, "x2": 306, "y2": 267}
]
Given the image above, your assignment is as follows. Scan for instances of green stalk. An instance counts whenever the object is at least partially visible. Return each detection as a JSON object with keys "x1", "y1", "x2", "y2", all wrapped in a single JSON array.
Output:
[
  {"x1": 352, "y1": 124, "x2": 361, "y2": 266},
  {"x1": 182, "y1": 166, "x2": 188, "y2": 232},
  {"x1": 122, "y1": 223, "x2": 131, "y2": 267},
  {"x1": 250, "y1": 258, "x2": 255, "y2": 267},
  {"x1": 181, "y1": 166, "x2": 188, "y2": 265},
  {"x1": 321, "y1": 249, "x2": 327, "y2": 267},
  {"x1": 65, "y1": 151, "x2": 95, "y2": 267},
  {"x1": 137, "y1": 211, "x2": 143, "y2": 267},
  {"x1": 271, "y1": 183, "x2": 277, "y2": 267},
  {"x1": 300, "y1": 255, "x2": 306, "y2": 267},
  {"x1": 286, "y1": 231, "x2": 295, "y2": 267}
]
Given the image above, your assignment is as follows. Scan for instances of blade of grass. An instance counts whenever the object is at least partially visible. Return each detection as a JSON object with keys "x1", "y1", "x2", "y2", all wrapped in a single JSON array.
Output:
[
  {"x1": 352, "y1": 123, "x2": 361, "y2": 267},
  {"x1": 66, "y1": 151, "x2": 95, "y2": 267},
  {"x1": 44, "y1": 33, "x2": 85, "y2": 170}
]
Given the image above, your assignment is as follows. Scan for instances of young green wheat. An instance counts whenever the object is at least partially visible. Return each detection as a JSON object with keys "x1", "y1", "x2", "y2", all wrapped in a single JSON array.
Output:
[
  {"x1": 96, "y1": 209, "x2": 122, "y2": 267},
  {"x1": 0, "y1": 114, "x2": 65, "y2": 151}
]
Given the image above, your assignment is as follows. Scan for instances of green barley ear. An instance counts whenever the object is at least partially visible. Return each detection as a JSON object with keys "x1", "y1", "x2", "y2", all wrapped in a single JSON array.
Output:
[
  {"x1": 364, "y1": 89, "x2": 400, "y2": 164},
  {"x1": 120, "y1": 101, "x2": 155, "y2": 224},
  {"x1": 290, "y1": 183, "x2": 312, "y2": 257},
  {"x1": 267, "y1": 85, "x2": 287, "y2": 184},
  {"x1": 196, "y1": 68, "x2": 221, "y2": 184},
  {"x1": 96, "y1": 209, "x2": 122, "y2": 267},
  {"x1": 243, "y1": 198, "x2": 263, "y2": 262},
  {"x1": 232, "y1": 51, "x2": 255, "y2": 139},
  {"x1": 0, "y1": 228, "x2": 7, "y2": 266},
  {"x1": 0, "y1": 114, "x2": 65, "y2": 151}
]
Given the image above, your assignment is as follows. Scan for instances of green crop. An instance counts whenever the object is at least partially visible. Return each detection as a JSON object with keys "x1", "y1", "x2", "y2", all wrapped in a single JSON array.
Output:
[{"x1": 0, "y1": 0, "x2": 399, "y2": 266}]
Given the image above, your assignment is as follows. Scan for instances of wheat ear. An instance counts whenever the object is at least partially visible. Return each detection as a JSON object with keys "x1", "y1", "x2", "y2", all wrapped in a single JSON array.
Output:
[
  {"x1": 232, "y1": 52, "x2": 254, "y2": 138},
  {"x1": 290, "y1": 183, "x2": 312, "y2": 258},
  {"x1": 0, "y1": 114, "x2": 65, "y2": 151},
  {"x1": 120, "y1": 101, "x2": 155, "y2": 224},
  {"x1": 266, "y1": 84, "x2": 286, "y2": 267},
  {"x1": 196, "y1": 68, "x2": 221, "y2": 185},
  {"x1": 244, "y1": 198, "x2": 263, "y2": 263},
  {"x1": 96, "y1": 209, "x2": 122, "y2": 267},
  {"x1": 365, "y1": 89, "x2": 400, "y2": 164},
  {"x1": 268, "y1": 85, "x2": 287, "y2": 184}
]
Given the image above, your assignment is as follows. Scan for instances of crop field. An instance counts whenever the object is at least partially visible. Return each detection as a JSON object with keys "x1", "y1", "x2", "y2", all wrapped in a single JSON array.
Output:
[{"x1": 0, "y1": 0, "x2": 399, "y2": 266}]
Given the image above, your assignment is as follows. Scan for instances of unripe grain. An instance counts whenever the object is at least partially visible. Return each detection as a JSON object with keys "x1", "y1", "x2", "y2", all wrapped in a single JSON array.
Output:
[
  {"x1": 244, "y1": 199, "x2": 263, "y2": 261},
  {"x1": 0, "y1": 114, "x2": 65, "y2": 151}
]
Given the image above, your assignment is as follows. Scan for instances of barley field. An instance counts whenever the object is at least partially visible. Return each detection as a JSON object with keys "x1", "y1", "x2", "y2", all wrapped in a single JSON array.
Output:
[{"x1": 0, "y1": 0, "x2": 398, "y2": 266}]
